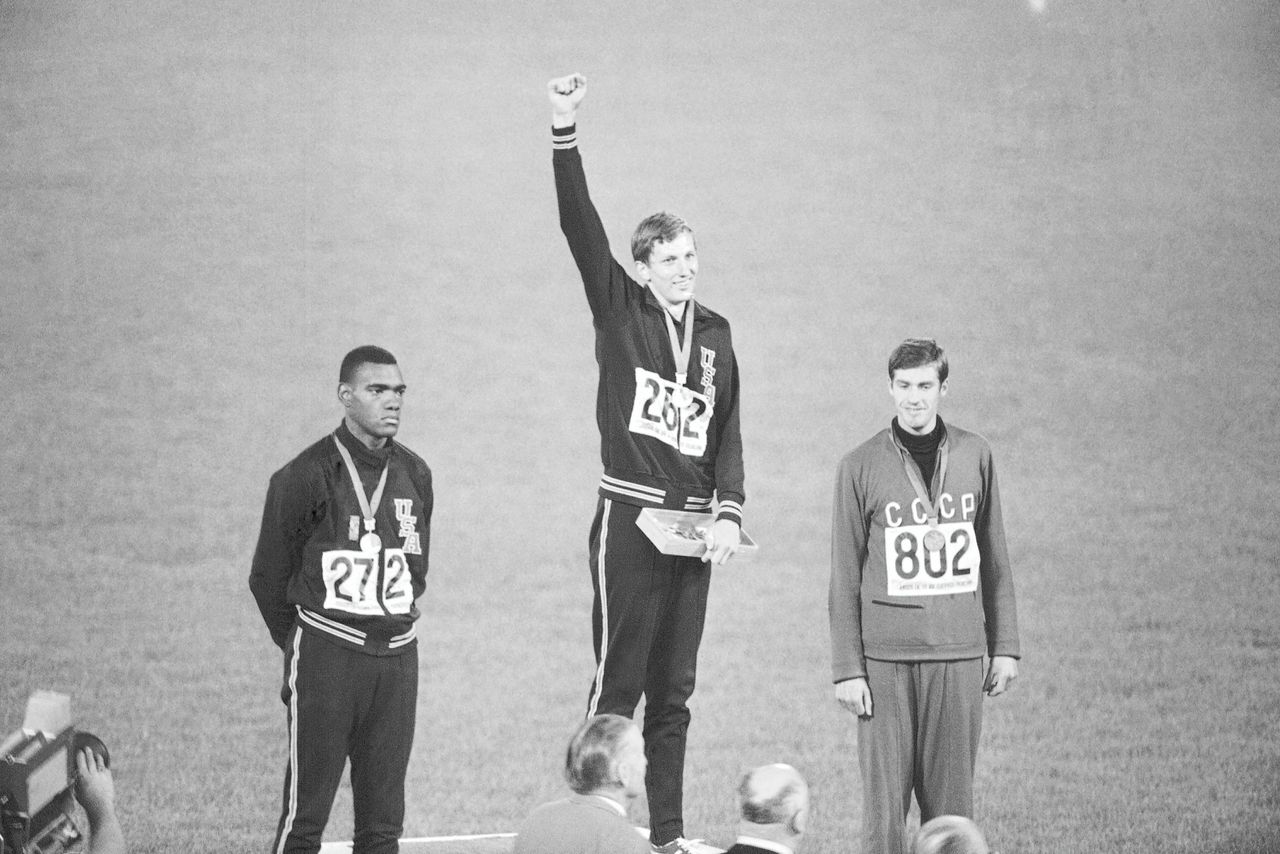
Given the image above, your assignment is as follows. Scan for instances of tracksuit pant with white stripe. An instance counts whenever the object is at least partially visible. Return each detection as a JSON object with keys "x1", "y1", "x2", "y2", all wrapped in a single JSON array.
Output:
[
  {"x1": 274, "y1": 626, "x2": 418, "y2": 854},
  {"x1": 586, "y1": 497, "x2": 712, "y2": 846}
]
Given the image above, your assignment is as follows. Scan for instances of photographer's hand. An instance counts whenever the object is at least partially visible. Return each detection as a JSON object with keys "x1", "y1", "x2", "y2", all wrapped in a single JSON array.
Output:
[{"x1": 75, "y1": 748, "x2": 125, "y2": 854}]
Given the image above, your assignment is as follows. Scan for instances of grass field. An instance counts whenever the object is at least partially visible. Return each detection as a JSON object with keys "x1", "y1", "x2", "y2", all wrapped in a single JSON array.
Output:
[{"x1": 2, "y1": 1, "x2": 1279, "y2": 852}]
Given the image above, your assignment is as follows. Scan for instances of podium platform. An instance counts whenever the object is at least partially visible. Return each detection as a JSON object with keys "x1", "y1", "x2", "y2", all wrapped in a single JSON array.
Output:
[{"x1": 318, "y1": 832, "x2": 724, "y2": 854}]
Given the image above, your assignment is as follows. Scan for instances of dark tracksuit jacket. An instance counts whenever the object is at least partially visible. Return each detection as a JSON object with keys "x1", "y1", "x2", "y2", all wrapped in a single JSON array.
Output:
[
  {"x1": 553, "y1": 124, "x2": 745, "y2": 524},
  {"x1": 250, "y1": 421, "x2": 432, "y2": 653}
]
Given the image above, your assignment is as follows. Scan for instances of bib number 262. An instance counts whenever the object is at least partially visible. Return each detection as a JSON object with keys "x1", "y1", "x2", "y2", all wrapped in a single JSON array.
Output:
[{"x1": 628, "y1": 368, "x2": 712, "y2": 456}]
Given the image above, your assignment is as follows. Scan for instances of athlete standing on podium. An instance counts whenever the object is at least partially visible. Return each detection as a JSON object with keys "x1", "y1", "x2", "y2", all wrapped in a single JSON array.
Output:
[
  {"x1": 548, "y1": 72, "x2": 747, "y2": 854},
  {"x1": 250, "y1": 345, "x2": 433, "y2": 854},
  {"x1": 829, "y1": 338, "x2": 1020, "y2": 854}
]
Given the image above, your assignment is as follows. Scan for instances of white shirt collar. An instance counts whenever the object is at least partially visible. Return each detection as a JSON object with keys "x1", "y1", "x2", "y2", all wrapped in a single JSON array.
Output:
[
  {"x1": 735, "y1": 836, "x2": 793, "y2": 854},
  {"x1": 588, "y1": 794, "x2": 627, "y2": 816}
]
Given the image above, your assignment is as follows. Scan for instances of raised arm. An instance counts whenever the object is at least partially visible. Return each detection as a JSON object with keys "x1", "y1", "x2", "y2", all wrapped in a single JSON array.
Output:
[{"x1": 548, "y1": 72, "x2": 635, "y2": 320}]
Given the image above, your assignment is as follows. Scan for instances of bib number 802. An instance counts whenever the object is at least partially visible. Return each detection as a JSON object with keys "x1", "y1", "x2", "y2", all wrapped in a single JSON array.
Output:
[{"x1": 882, "y1": 523, "x2": 980, "y2": 596}]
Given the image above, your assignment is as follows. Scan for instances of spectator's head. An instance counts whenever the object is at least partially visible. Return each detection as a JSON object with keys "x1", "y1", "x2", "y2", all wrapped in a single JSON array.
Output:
[
  {"x1": 736, "y1": 764, "x2": 810, "y2": 848},
  {"x1": 563, "y1": 715, "x2": 647, "y2": 802},
  {"x1": 913, "y1": 815, "x2": 990, "y2": 854}
]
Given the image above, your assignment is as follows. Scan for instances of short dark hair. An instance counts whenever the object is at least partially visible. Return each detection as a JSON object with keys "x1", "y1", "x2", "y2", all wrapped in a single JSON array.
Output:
[
  {"x1": 339, "y1": 345, "x2": 398, "y2": 384},
  {"x1": 631, "y1": 212, "x2": 694, "y2": 264},
  {"x1": 888, "y1": 338, "x2": 948, "y2": 384},
  {"x1": 564, "y1": 715, "x2": 634, "y2": 795}
]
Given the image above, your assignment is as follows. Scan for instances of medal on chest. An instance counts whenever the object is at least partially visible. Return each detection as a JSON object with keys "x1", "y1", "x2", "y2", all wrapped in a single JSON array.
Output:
[
  {"x1": 662, "y1": 302, "x2": 696, "y2": 412},
  {"x1": 922, "y1": 528, "x2": 946, "y2": 552},
  {"x1": 899, "y1": 440, "x2": 949, "y2": 552},
  {"x1": 883, "y1": 433, "x2": 982, "y2": 597},
  {"x1": 333, "y1": 434, "x2": 389, "y2": 554}
]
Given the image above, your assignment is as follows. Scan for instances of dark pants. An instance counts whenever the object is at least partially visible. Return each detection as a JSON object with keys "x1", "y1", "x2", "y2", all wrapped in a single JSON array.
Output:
[
  {"x1": 858, "y1": 658, "x2": 984, "y2": 854},
  {"x1": 273, "y1": 627, "x2": 418, "y2": 854},
  {"x1": 586, "y1": 498, "x2": 712, "y2": 845}
]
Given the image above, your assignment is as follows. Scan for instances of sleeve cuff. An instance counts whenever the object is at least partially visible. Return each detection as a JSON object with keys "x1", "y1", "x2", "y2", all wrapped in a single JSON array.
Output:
[
  {"x1": 715, "y1": 498, "x2": 743, "y2": 525},
  {"x1": 552, "y1": 123, "x2": 577, "y2": 150},
  {"x1": 832, "y1": 665, "x2": 867, "y2": 683}
]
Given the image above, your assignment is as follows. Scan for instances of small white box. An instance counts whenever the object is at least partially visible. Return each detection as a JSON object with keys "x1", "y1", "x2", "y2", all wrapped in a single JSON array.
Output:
[{"x1": 636, "y1": 508, "x2": 758, "y2": 561}]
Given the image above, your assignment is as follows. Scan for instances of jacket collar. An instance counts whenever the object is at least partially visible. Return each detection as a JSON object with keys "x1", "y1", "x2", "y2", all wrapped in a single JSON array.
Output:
[
  {"x1": 335, "y1": 420, "x2": 393, "y2": 466},
  {"x1": 641, "y1": 284, "x2": 701, "y2": 325}
]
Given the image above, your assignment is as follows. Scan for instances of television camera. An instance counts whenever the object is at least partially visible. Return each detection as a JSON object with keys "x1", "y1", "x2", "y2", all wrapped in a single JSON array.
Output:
[{"x1": 0, "y1": 692, "x2": 109, "y2": 854}]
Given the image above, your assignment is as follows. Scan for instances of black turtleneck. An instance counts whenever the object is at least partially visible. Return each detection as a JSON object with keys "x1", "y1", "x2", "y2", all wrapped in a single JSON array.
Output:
[
  {"x1": 336, "y1": 420, "x2": 393, "y2": 492},
  {"x1": 893, "y1": 417, "x2": 947, "y2": 496}
]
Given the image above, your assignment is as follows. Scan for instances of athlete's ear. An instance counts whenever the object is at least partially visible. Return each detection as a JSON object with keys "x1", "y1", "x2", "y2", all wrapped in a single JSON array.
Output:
[
  {"x1": 939, "y1": 379, "x2": 949, "y2": 397},
  {"x1": 337, "y1": 382, "x2": 353, "y2": 408},
  {"x1": 633, "y1": 259, "x2": 651, "y2": 284}
]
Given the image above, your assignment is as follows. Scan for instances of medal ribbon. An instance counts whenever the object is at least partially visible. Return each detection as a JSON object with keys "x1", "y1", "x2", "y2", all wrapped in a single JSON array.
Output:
[
  {"x1": 333, "y1": 433, "x2": 388, "y2": 534},
  {"x1": 897, "y1": 439, "x2": 949, "y2": 527},
  {"x1": 661, "y1": 301, "x2": 696, "y2": 389}
]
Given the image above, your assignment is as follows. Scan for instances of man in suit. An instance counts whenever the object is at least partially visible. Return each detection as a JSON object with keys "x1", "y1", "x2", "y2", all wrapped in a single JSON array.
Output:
[
  {"x1": 513, "y1": 715, "x2": 651, "y2": 854},
  {"x1": 723, "y1": 764, "x2": 809, "y2": 854}
]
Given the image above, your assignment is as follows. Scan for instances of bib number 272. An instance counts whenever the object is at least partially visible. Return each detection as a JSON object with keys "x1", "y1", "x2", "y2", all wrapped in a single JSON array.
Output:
[{"x1": 321, "y1": 548, "x2": 412, "y2": 615}]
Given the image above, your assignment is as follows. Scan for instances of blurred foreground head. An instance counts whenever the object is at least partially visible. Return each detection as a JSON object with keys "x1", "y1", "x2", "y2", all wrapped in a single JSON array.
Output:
[
  {"x1": 563, "y1": 714, "x2": 647, "y2": 801},
  {"x1": 737, "y1": 763, "x2": 809, "y2": 846},
  {"x1": 913, "y1": 815, "x2": 990, "y2": 854}
]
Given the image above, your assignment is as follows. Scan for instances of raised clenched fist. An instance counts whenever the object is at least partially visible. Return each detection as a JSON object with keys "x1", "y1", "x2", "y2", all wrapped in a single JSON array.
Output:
[{"x1": 547, "y1": 72, "x2": 587, "y2": 118}]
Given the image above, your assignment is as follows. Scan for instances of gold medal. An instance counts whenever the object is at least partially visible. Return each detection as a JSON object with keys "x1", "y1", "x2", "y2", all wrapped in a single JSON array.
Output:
[
  {"x1": 662, "y1": 303, "x2": 696, "y2": 408},
  {"x1": 360, "y1": 532, "x2": 383, "y2": 553}
]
